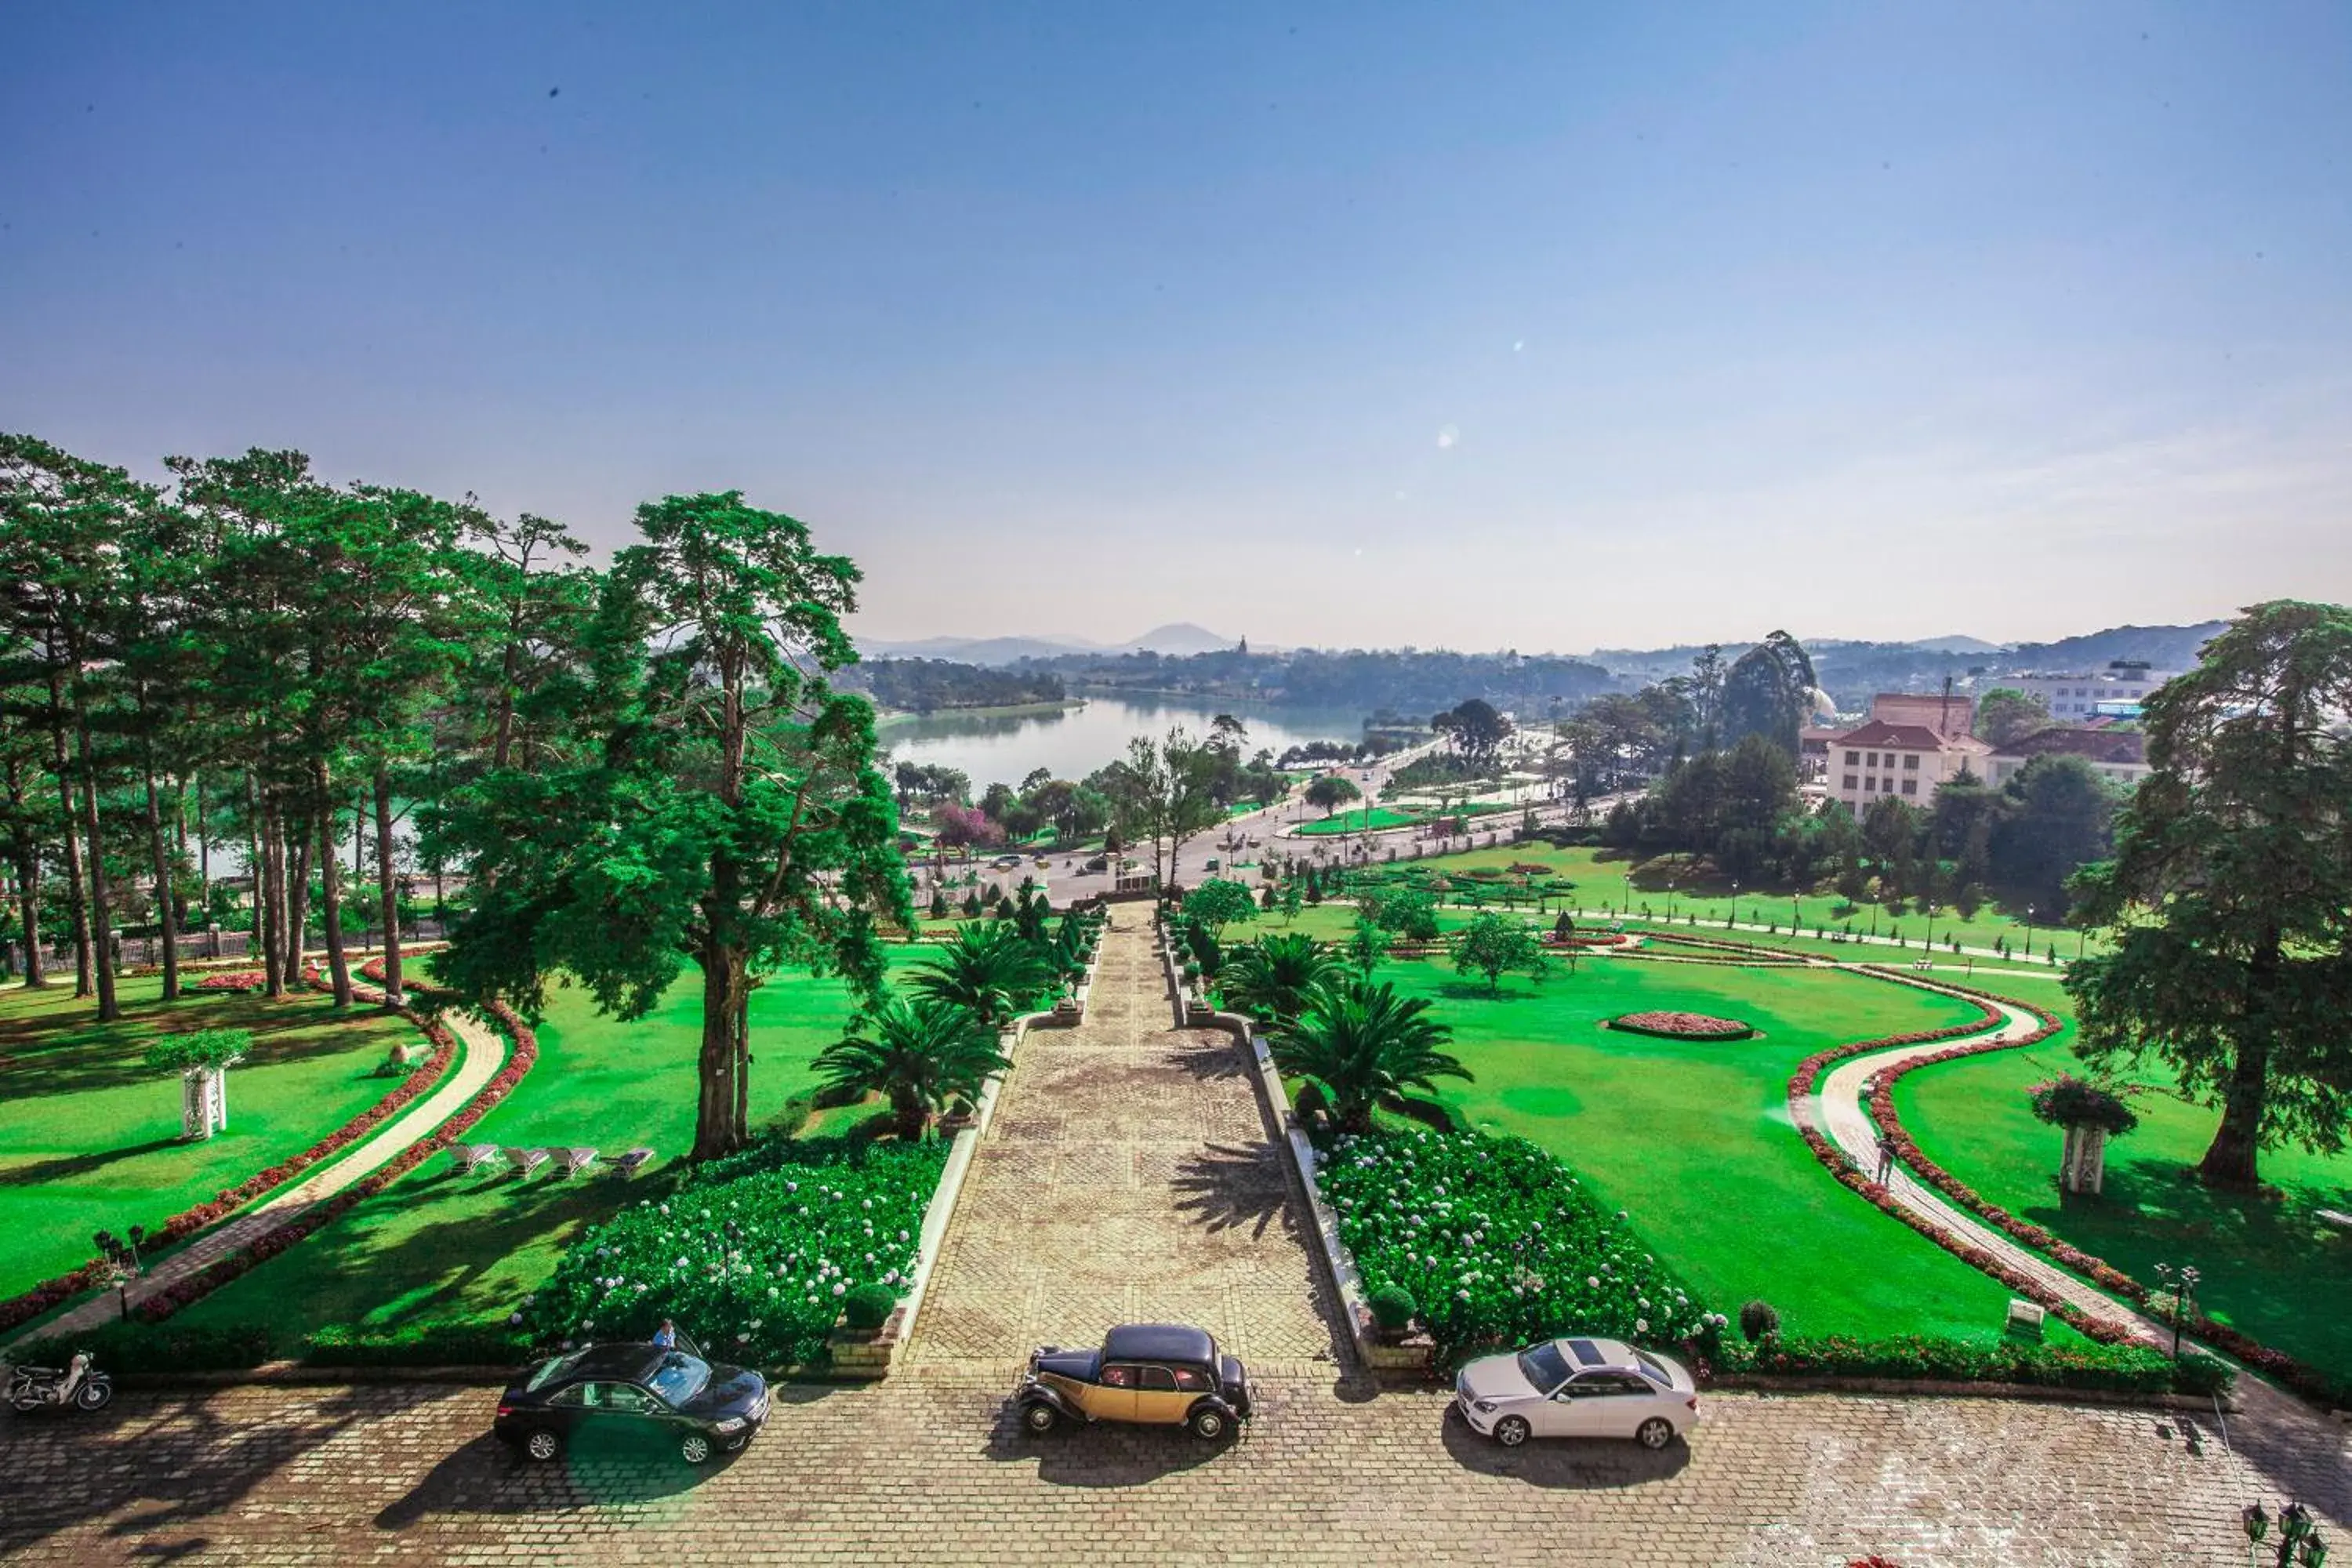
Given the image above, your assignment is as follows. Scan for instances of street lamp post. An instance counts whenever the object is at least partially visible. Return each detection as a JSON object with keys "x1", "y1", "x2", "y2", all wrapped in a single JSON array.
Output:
[
  {"x1": 1730, "y1": 880, "x2": 1740, "y2": 927},
  {"x1": 2153, "y1": 1261, "x2": 2201, "y2": 1361}
]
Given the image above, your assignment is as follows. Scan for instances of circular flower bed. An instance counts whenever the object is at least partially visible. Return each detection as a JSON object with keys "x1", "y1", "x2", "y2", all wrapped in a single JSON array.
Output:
[{"x1": 1607, "y1": 1010, "x2": 1754, "y2": 1040}]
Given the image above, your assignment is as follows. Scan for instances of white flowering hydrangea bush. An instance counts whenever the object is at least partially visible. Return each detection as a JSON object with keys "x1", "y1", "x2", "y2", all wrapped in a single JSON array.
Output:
[
  {"x1": 1316, "y1": 1127, "x2": 1721, "y2": 1362},
  {"x1": 527, "y1": 1140, "x2": 948, "y2": 1367}
]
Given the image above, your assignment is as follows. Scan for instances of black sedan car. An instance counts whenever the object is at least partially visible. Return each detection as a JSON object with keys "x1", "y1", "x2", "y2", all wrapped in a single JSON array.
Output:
[{"x1": 495, "y1": 1340, "x2": 770, "y2": 1465}]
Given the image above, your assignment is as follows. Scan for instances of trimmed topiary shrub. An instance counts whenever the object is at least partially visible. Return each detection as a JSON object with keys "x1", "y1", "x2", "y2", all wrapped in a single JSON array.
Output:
[
  {"x1": 1739, "y1": 1299, "x2": 1781, "y2": 1344},
  {"x1": 1367, "y1": 1282, "x2": 1417, "y2": 1333},
  {"x1": 841, "y1": 1282, "x2": 897, "y2": 1334}
]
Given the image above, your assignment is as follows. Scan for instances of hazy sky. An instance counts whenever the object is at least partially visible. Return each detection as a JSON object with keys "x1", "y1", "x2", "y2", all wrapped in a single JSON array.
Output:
[{"x1": 5, "y1": 2, "x2": 2348, "y2": 653}]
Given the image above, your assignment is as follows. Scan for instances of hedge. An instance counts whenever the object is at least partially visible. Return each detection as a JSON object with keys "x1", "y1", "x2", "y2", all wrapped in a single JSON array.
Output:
[{"x1": 1722, "y1": 1331, "x2": 2231, "y2": 1397}]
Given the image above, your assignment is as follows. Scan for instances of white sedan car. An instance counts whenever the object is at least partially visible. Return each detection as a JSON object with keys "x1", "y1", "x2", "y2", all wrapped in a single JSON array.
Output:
[{"x1": 1454, "y1": 1336, "x2": 1700, "y2": 1450}]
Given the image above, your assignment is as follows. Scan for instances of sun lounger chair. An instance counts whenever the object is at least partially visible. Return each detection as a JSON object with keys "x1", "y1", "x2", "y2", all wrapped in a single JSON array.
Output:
[
  {"x1": 612, "y1": 1146, "x2": 655, "y2": 1178},
  {"x1": 554, "y1": 1146, "x2": 599, "y2": 1177},
  {"x1": 448, "y1": 1142, "x2": 501, "y2": 1176},
  {"x1": 503, "y1": 1146, "x2": 550, "y2": 1178}
]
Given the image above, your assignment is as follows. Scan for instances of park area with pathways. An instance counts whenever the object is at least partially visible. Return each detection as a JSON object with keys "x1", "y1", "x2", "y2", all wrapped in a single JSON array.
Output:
[{"x1": 3, "y1": 909, "x2": 2348, "y2": 1564}]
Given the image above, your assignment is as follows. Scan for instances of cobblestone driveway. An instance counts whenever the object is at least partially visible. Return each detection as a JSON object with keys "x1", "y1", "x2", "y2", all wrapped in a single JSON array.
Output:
[{"x1": 5, "y1": 908, "x2": 2345, "y2": 1564}]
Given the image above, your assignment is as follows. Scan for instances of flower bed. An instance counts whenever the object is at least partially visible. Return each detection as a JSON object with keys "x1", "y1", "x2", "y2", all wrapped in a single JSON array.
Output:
[
  {"x1": 1855, "y1": 979, "x2": 2352, "y2": 1409},
  {"x1": 525, "y1": 1138, "x2": 949, "y2": 1369},
  {"x1": 0, "y1": 994, "x2": 459, "y2": 1336},
  {"x1": 1724, "y1": 1330, "x2": 2229, "y2": 1397},
  {"x1": 1607, "y1": 1010, "x2": 1754, "y2": 1040},
  {"x1": 131, "y1": 994, "x2": 539, "y2": 1321},
  {"x1": 1313, "y1": 1127, "x2": 1719, "y2": 1363},
  {"x1": 192, "y1": 969, "x2": 268, "y2": 992}
]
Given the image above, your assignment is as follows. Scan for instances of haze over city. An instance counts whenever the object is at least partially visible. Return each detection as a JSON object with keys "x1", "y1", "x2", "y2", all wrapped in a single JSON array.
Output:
[{"x1": 5, "y1": 2, "x2": 2350, "y2": 652}]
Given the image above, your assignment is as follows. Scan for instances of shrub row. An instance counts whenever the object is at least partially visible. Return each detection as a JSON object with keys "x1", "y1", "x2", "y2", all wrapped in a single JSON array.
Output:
[
  {"x1": 301, "y1": 1321, "x2": 535, "y2": 1367},
  {"x1": 0, "y1": 993, "x2": 459, "y2": 1337},
  {"x1": 1721, "y1": 1332, "x2": 2230, "y2": 1397},
  {"x1": 1313, "y1": 1126, "x2": 1719, "y2": 1364},
  {"x1": 130, "y1": 994, "x2": 539, "y2": 1321},
  {"x1": 524, "y1": 1135, "x2": 950, "y2": 1369},
  {"x1": 9, "y1": 1319, "x2": 275, "y2": 1373},
  {"x1": 1855, "y1": 978, "x2": 2352, "y2": 1410}
]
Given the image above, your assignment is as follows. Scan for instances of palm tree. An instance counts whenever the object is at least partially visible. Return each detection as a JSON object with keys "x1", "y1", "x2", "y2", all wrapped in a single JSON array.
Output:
[
  {"x1": 813, "y1": 997, "x2": 1010, "y2": 1139},
  {"x1": 1271, "y1": 978, "x2": 1472, "y2": 1134},
  {"x1": 1220, "y1": 932, "x2": 1341, "y2": 1029},
  {"x1": 909, "y1": 921, "x2": 1054, "y2": 1030}
]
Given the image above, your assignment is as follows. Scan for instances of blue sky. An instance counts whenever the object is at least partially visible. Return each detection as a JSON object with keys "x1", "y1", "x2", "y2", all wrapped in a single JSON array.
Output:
[{"x1": 3, "y1": 2, "x2": 2347, "y2": 652}]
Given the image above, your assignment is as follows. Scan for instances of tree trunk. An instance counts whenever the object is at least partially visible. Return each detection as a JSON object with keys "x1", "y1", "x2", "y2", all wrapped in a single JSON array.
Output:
[
  {"x1": 256, "y1": 786, "x2": 284, "y2": 996},
  {"x1": 5, "y1": 758, "x2": 43, "y2": 986},
  {"x1": 374, "y1": 766, "x2": 402, "y2": 1007},
  {"x1": 285, "y1": 808, "x2": 312, "y2": 985},
  {"x1": 692, "y1": 941, "x2": 752, "y2": 1160},
  {"x1": 47, "y1": 671, "x2": 93, "y2": 998},
  {"x1": 194, "y1": 775, "x2": 209, "y2": 924},
  {"x1": 74, "y1": 708, "x2": 118, "y2": 1022},
  {"x1": 143, "y1": 760, "x2": 180, "y2": 1001},
  {"x1": 2198, "y1": 927, "x2": 2279, "y2": 1188},
  {"x1": 315, "y1": 764, "x2": 353, "y2": 1008}
]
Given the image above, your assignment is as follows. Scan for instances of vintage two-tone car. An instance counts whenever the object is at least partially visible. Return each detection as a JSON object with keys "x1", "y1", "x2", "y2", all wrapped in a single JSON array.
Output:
[{"x1": 1017, "y1": 1323, "x2": 1253, "y2": 1440}]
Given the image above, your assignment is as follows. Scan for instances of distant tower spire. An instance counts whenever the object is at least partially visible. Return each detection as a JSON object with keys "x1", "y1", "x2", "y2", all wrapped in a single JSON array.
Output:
[{"x1": 1238, "y1": 633, "x2": 1249, "y2": 655}]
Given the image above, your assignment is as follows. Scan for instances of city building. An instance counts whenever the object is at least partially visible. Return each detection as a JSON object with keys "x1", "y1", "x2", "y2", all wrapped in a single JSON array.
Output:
[
  {"x1": 2003, "y1": 661, "x2": 2180, "y2": 720},
  {"x1": 1985, "y1": 726, "x2": 2151, "y2": 789},
  {"x1": 1826, "y1": 717, "x2": 1991, "y2": 811}
]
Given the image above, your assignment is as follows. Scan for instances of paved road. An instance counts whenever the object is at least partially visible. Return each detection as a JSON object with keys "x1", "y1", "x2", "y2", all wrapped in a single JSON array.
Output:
[{"x1": 6, "y1": 906, "x2": 2345, "y2": 1563}]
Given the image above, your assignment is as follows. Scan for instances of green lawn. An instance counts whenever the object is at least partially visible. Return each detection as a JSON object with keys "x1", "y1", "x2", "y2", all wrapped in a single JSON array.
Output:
[
  {"x1": 1297, "y1": 806, "x2": 1423, "y2": 837},
  {"x1": 1359, "y1": 953, "x2": 2082, "y2": 1344},
  {"x1": 1893, "y1": 988, "x2": 2352, "y2": 1385},
  {"x1": 0, "y1": 976, "x2": 418, "y2": 1298},
  {"x1": 169, "y1": 956, "x2": 915, "y2": 1351}
]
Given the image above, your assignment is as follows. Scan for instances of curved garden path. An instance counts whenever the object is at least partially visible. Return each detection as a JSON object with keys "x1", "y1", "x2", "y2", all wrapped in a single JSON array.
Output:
[
  {"x1": 1800, "y1": 973, "x2": 2350, "y2": 1525},
  {"x1": 16, "y1": 1006, "x2": 506, "y2": 1345}
]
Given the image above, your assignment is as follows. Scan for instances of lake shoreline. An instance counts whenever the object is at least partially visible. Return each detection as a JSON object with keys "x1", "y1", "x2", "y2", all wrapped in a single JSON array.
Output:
[{"x1": 873, "y1": 698, "x2": 1087, "y2": 731}]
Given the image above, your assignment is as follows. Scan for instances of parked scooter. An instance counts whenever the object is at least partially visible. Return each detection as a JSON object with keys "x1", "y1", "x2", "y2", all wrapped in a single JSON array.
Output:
[{"x1": 6, "y1": 1351, "x2": 114, "y2": 1414}]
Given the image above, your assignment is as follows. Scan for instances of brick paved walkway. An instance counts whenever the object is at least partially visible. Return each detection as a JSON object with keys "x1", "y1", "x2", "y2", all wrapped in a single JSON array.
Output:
[
  {"x1": 18, "y1": 1005, "x2": 506, "y2": 1345},
  {"x1": 905, "y1": 906, "x2": 1345, "y2": 1374},
  {"x1": 6, "y1": 924, "x2": 2346, "y2": 1563}
]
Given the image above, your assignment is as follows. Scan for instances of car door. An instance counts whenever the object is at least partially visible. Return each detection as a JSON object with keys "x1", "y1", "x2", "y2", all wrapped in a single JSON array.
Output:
[
  {"x1": 1132, "y1": 1364, "x2": 1189, "y2": 1425},
  {"x1": 1085, "y1": 1362, "x2": 1141, "y2": 1422},
  {"x1": 1570, "y1": 1373, "x2": 1653, "y2": 1438},
  {"x1": 601, "y1": 1381, "x2": 677, "y2": 1448},
  {"x1": 1549, "y1": 1372, "x2": 1627, "y2": 1436}
]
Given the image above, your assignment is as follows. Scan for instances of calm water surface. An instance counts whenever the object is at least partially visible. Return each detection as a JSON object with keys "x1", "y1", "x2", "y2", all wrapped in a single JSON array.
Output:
[{"x1": 876, "y1": 695, "x2": 1364, "y2": 790}]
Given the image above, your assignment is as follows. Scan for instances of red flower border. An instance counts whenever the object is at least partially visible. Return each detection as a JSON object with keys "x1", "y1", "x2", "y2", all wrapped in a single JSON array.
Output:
[
  {"x1": 0, "y1": 977, "x2": 463, "y2": 1336},
  {"x1": 129, "y1": 996, "x2": 539, "y2": 1320},
  {"x1": 1851, "y1": 969, "x2": 2346, "y2": 1406}
]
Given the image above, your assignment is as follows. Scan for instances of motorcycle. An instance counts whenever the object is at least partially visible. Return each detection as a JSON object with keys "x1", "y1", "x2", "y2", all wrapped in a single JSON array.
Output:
[{"x1": 6, "y1": 1351, "x2": 114, "y2": 1414}]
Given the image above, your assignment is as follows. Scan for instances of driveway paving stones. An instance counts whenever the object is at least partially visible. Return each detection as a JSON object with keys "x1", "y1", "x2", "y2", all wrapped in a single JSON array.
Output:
[{"x1": 5, "y1": 908, "x2": 2345, "y2": 1563}]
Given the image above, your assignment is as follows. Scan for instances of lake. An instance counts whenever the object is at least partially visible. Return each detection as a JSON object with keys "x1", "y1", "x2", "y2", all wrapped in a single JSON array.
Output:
[{"x1": 875, "y1": 695, "x2": 1367, "y2": 790}]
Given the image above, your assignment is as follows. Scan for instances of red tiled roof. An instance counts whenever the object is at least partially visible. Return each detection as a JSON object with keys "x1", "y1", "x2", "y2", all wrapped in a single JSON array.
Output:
[
  {"x1": 1996, "y1": 727, "x2": 2148, "y2": 766},
  {"x1": 1834, "y1": 720, "x2": 1971, "y2": 750}
]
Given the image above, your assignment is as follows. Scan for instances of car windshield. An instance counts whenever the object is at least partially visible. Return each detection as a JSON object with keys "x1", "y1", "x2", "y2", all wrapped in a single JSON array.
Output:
[
  {"x1": 644, "y1": 1352, "x2": 711, "y2": 1406},
  {"x1": 1515, "y1": 1341, "x2": 1570, "y2": 1393},
  {"x1": 524, "y1": 1351, "x2": 586, "y2": 1392},
  {"x1": 1635, "y1": 1352, "x2": 1675, "y2": 1388}
]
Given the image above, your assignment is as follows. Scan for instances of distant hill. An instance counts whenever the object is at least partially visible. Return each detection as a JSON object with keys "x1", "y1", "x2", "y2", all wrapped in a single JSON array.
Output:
[
  {"x1": 1910, "y1": 633, "x2": 2006, "y2": 655},
  {"x1": 859, "y1": 624, "x2": 1234, "y2": 666},
  {"x1": 2004, "y1": 622, "x2": 2227, "y2": 673}
]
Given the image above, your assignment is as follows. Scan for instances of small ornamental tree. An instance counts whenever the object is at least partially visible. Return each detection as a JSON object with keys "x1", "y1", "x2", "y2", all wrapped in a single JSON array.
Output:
[
  {"x1": 2028, "y1": 1074, "x2": 2140, "y2": 1196},
  {"x1": 1305, "y1": 773, "x2": 1361, "y2": 818},
  {"x1": 1450, "y1": 910, "x2": 1551, "y2": 995},
  {"x1": 1182, "y1": 877, "x2": 1258, "y2": 937},
  {"x1": 1370, "y1": 888, "x2": 1440, "y2": 944},
  {"x1": 145, "y1": 1027, "x2": 252, "y2": 1141}
]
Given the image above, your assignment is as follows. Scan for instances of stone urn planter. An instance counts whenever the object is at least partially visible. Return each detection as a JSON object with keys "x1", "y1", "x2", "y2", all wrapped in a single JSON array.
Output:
[{"x1": 1356, "y1": 1307, "x2": 1437, "y2": 1377}]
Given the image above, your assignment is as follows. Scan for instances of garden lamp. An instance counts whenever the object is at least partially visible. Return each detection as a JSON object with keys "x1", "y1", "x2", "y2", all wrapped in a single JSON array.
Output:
[{"x1": 2248, "y1": 1503, "x2": 2271, "y2": 1544}]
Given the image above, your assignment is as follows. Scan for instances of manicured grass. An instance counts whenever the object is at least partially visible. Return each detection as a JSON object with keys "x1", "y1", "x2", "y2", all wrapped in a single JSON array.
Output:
[
  {"x1": 1344, "y1": 841, "x2": 2103, "y2": 956},
  {"x1": 1297, "y1": 806, "x2": 1423, "y2": 837},
  {"x1": 169, "y1": 956, "x2": 917, "y2": 1351},
  {"x1": 0, "y1": 976, "x2": 416, "y2": 1298},
  {"x1": 1893, "y1": 989, "x2": 2352, "y2": 1385},
  {"x1": 1362, "y1": 953, "x2": 2083, "y2": 1344}
]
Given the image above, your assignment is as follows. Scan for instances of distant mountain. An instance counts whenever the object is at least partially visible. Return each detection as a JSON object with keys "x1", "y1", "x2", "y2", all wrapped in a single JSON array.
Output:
[
  {"x1": 2004, "y1": 622, "x2": 2227, "y2": 673},
  {"x1": 1910, "y1": 633, "x2": 2006, "y2": 655},
  {"x1": 1127, "y1": 622, "x2": 1233, "y2": 656},
  {"x1": 859, "y1": 624, "x2": 1234, "y2": 666}
]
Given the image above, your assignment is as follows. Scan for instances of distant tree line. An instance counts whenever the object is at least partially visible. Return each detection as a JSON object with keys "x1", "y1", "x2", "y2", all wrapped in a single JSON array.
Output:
[
  {"x1": 848, "y1": 658, "x2": 1065, "y2": 714},
  {"x1": 1016, "y1": 644, "x2": 1614, "y2": 718}
]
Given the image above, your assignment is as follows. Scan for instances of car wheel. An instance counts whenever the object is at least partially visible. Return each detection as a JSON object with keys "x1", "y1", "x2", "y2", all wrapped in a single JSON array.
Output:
[
  {"x1": 1021, "y1": 1400, "x2": 1061, "y2": 1435},
  {"x1": 1493, "y1": 1415, "x2": 1530, "y2": 1448},
  {"x1": 1635, "y1": 1417, "x2": 1675, "y2": 1450},
  {"x1": 1186, "y1": 1405, "x2": 1228, "y2": 1442},
  {"x1": 523, "y1": 1428, "x2": 562, "y2": 1462},
  {"x1": 680, "y1": 1432, "x2": 713, "y2": 1465}
]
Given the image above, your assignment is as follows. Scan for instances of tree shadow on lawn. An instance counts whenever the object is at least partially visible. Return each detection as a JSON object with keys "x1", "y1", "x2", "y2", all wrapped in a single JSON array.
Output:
[
  {"x1": 0, "y1": 1135, "x2": 187, "y2": 1187},
  {"x1": 0, "y1": 996, "x2": 394, "y2": 1103},
  {"x1": 1438, "y1": 1403, "x2": 1692, "y2": 1488}
]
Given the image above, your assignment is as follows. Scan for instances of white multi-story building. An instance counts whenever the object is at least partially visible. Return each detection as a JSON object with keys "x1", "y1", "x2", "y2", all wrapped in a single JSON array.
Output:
[
  {"x1": 1827, "y1": 717, "x2": 1992, "y2": 812},
  {"x1": 2003, "y1": 662, "x2": 2180, "y2": 720}
]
